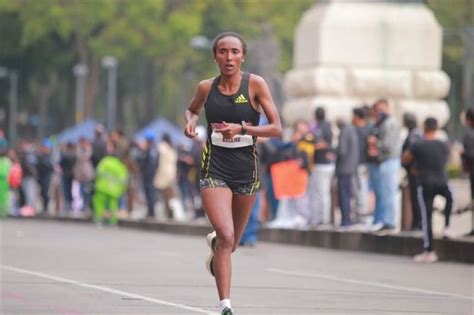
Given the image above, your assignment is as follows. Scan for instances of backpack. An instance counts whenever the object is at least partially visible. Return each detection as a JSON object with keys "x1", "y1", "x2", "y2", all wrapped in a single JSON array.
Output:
[{"x1": 8, "y1": 162, "x2": 22, "y2": 189}]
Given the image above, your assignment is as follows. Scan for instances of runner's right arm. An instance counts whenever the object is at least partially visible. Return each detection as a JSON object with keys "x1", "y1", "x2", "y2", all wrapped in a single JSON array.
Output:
[{"x1": 185, "y1": 79, "x2": 212, "y2": 139}]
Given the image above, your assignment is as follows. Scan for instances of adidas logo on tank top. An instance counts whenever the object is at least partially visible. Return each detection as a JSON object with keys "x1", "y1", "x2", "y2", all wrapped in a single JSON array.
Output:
[{"x1": 234, "y1": 94, "x2": 248, "y2": 104}]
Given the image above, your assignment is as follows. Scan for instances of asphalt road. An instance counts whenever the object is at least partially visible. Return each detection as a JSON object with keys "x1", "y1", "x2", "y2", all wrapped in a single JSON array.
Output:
[{"x1": 1, "y1": 220, "x2": 472, "y2": 315}]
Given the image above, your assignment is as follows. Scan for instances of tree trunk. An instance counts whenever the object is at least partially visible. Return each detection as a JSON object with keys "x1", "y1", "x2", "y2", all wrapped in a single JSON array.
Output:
[
  {"x1": 144, "y1": 59, "x2": 155, "y2": 121},
  {"x1": 37, "y1": 73, "x2": 58, "y2": 139},
  {"x1": 85, "y1": 56, "x2": 100, "y2": 120},
  {"x1": 75, "y1": 35, "x2": 99, "y2": 121}
]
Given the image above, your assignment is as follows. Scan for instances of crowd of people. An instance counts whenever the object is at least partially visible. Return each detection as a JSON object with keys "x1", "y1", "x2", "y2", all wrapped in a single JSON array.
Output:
[
  {"x1": 0, "y1": 104, "x2": 473, "y2": 251},
  {"x1": 0, "y1": 125, "x2": 207, "y2": 225},
  {"x1": 258, "y1": 102, "x2": 474, "y2": 262}
]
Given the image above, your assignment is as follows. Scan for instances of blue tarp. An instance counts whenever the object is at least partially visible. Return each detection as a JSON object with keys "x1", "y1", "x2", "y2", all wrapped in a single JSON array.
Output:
[
  {"x1": 55, "y1": 117, "x2": 190, "y2": 147},
  {"x1": 134, "y1": 117, "x2": 191, "y2": 147},
  {"x1": 55, "y1": 119, "x2": 100, "y2": 144}
]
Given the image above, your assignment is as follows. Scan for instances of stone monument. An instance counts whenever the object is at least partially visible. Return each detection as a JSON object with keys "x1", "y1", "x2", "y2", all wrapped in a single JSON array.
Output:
[{"x1": 283, "y1": 0, "x2": 450, "y2": 126}]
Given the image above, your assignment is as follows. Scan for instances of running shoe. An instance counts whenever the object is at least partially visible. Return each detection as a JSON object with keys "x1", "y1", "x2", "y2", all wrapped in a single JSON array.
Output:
[
  {"x1": 206, "y1": 231, "x2": 217, "y2": 276},
  {"x1": 413, "y1": 251, "x2": 438, "y2": 263},
  {"x1": 443, "y1": 227, "x2": 457, "y2": 239},
  {"x1": 221, "y1": 307, "x2": 233, "y2": 315}
]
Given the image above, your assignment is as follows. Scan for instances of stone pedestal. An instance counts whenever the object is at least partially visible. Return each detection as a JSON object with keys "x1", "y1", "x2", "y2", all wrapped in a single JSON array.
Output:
[{"x1": 283, "y1": 0, "x2": 450, "y2": 126}]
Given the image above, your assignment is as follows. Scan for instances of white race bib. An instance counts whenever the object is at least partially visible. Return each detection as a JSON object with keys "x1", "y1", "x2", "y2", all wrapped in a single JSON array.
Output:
[{"x1": 211, "y1": 131, "x2": 254, "y2": 148}]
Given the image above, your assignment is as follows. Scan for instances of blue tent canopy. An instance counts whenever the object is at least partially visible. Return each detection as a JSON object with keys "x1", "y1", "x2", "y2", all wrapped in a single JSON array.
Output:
[
  {"x1": 134, "y1": 117, "x2": 191, "y2": 147},
  {"x1": 55, "y1": 119, "x2": 100, "y2": 144}
]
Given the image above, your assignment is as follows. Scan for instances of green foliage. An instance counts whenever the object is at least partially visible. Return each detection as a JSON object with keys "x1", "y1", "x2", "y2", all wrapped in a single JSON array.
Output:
[
  {"x1": 0, "y1": 0, "x2": 314, "y2": 136},
  {"x1": 3, "y1": 0, "x2": 468, "y2": 140},
  {"x1": 427, "y1": 0, "x2": 472, "y2": 139}
]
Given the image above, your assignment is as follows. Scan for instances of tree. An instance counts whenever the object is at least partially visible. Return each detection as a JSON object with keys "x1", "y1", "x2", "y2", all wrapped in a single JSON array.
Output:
[{"x1": 0, "y1": 0, "x2": 314, "y2": 138}]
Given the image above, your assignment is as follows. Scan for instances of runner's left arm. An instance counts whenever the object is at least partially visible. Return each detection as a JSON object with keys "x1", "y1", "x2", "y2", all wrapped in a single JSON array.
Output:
[{"x1": 245, "y1": 75, "x2": 282, "y2": 138}]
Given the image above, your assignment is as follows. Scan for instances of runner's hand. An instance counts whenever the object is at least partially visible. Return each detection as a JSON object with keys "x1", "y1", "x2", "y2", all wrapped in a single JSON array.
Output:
[
  {"x1": 214, "y1": 121, "x2": 241, "y2": 140},
  {"x1": 185, "y1": 120, "x2": 197, "y2": 138}
]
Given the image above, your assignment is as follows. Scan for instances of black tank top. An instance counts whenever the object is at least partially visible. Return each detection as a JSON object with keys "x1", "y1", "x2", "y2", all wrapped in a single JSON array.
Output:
[{"x1": 201, "y1": 72, "x2": 260, "y2": 184}]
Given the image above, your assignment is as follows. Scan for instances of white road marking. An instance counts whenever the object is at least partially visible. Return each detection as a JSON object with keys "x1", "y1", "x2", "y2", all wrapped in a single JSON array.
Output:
[
  {"x1": 267, "y1": 268, "x2": 473, "y2": 301},
  {"x1": 2, "y1": 265, "x2": 218, "y2": 315}
]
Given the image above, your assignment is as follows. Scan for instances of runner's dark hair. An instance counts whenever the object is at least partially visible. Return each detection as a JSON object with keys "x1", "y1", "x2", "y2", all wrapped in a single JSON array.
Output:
[{"x1": 212, "y1": 32, "x2": 247, "y2": 56}]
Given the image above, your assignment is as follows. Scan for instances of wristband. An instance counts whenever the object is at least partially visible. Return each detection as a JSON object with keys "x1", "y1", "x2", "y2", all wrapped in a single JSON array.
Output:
[{"x1": 240, "y1": 121, "x2": 247, "y2": 135}]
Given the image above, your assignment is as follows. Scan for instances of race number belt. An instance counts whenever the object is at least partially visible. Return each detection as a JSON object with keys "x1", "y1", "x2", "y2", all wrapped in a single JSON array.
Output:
[{"x1": 211, "y1": 131, "x2": 254, "y2": 148}]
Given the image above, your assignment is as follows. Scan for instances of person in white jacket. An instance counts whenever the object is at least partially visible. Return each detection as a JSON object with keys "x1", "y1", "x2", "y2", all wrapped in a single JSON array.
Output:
[{"x1": 154, "y1": 133, "x2": 185, "y2": 221}]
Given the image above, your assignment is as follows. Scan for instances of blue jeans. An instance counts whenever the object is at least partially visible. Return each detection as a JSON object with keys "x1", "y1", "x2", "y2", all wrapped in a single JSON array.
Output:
[
  {"x1": 61, "y1": 176, "x2": 73, "y2": 209},
  {"x1": 368, "y1": 158, "x2": 400, "y2": 227},
  {"x1": 337, "y1": 174, "x2": 353, "y2": 226},
  {"x1": 264, "y1": 173, "x2": 279, "y2": 220},
  {"x1": 80, "y1": 181, "x2": 93, "y2": 212}
]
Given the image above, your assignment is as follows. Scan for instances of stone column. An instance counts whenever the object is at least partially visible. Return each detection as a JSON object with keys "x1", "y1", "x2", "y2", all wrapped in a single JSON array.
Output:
[{"x1": 283, "y1": 0, "x2": 450, "y2": 126}]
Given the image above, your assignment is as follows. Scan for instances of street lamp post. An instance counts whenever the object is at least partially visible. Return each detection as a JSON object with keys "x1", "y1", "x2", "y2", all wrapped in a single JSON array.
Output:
[
  {"x1": 0, "y1": 67, "x2": 18, "y2": 144},
  {"x1": 102, "y1": 56, "x2": 118, "y2": 132},
  {"x1": 73, "y1": 63, "x2": 88, "y2": 124}
]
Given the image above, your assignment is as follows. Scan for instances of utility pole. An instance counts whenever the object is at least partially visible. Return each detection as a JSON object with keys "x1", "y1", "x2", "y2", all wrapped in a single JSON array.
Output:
[{"x1": 102, "y1": 56, "x2": 118, "y2": 132}]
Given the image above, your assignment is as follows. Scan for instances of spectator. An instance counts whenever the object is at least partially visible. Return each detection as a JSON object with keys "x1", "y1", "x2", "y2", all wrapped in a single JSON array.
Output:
[
  {"x1": 0, "y1": 128, "x2": 8, "y2": 150},
  {"x1": 110, "y1": 129, "x2": 129, "y2": 161},
  {"x1": 335, "y1": 117, "x2": 359, "y2": 228},
  {"x1": 367, "y1": 99, "x2": 401, "y2": 233},
  {"x1": 308, "y1": 107, "x2": 336, "y2": 226},
  {"x1": 401, "y1": 112, "x2": 423, "y2": 230},
  {"x1": 36, "y1": 139, "x2": 54, "y2": 214},
  {"x1": 259, "y1": 136, "x2": 286, "y2": 221},
  {"x1": 7, "y1": 149, "x2": 22, "y2": 215},
  {"x1": 19, "y1": 142, "x2": 38, "y2": 213},
  {"x1": 59, "y1": 142, "x2": 77, "y2": 212},
  {"x1": 124, "y1": 142, "x2": 140, "y2": 217},
  {"x1": 177, "y1": 144, "x2": 196, "y2": 216},
  {"x1": 92, "y1": 152, "x2": 128, "y2": 226},
  {"x1": 138, "y1": 131, "x2": 159, "y2": 219},
  {"x1": 352, "y1": 106, "x2": 372, "y2": 222},
  {"x1": 267, "y1": 120, "x2": 311, "y2": 229},
  {"x1": 402, "y1": 117, "x2": 453, "y2": 263},
  {"x1": 0, "y1": 143, "x2": 12, "y2": 218},
  {"x1": 462, "y1": 107, "x2": 474, "y2": 236},
  {"x1": 91, "y1": 124, "x2": 107, "y2": 169},
  {"x1": 154, "y1": 133, "x2": 185, "y2": 221},
  {"x1": 73, "y1": 137, "x2": 95, "y2": 216},
  {"x1": 109, "y1": 130, "x2": 129, "y2": 215}
]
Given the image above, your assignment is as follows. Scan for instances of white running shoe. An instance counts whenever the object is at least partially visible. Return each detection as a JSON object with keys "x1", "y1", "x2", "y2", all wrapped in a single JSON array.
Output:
[
  {"x1": 413, "y1": 251, "x2": 438, "y2": 263},
  {"x1": 206, "y1": 231, "x2": 217, "y2": 276},
  {"x1": 369, "y1": 222, "x2": 384, "y2": 232},
  {"x1": 443, "y1": 227, "x2": 457, "y2": 239}
]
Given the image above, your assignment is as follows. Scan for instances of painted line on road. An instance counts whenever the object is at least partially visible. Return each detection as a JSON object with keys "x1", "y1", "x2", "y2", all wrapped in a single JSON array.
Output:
[
  {"x1": 2, "y1": 265, "x2": 218, "y2": 315},
  {"x1": 267, "y1": 268, "x2": 473, "y2": 301}
]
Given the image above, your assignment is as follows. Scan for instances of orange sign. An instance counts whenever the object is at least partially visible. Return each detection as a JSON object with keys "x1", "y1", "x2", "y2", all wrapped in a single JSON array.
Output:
[{"x1": 270, "y1": 160, "x2": 308, "y2": 200}]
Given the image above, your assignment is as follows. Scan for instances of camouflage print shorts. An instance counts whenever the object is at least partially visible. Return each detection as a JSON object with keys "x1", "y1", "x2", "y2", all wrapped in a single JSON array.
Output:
[{"x1": 199, "y1": 177, "x2": 260, "y2": 196}]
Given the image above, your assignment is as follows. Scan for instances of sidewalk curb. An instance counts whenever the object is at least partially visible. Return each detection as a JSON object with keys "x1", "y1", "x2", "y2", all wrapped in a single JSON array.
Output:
[{"x1": 11, "y1": 216, "x2": 474, "y2": 264}]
